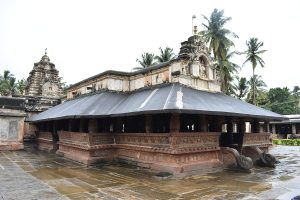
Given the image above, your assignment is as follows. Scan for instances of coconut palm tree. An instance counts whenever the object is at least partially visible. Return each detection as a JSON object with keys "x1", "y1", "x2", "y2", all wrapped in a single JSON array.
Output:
[
  {"x1": 200, "y1": 9, "x2": 238, "y2": 60},
  {"x1": 155, "y1": 47, "x2": 176, "y2": 63},
  {"x1": 16, "y1": 79, "x2": 27, "y2": 95},
  {"x1": 233, "y1": 77, "x2": 249, "y2": 99},
  {"x1": 134, "y1": 53, "x2": 157, "y2": 71},
  {"x1": 215, "y1": 49, "x2": 240, "y2": 94},
  {"x1": 243, "y1": 37, "x2": 267, "y2": 105},
  {"x1": 0, "y1": 70, "x2": 18, "y2": 96},
  {"x1": 246, "y1": 75, "x2": 267, "y2": 105}
]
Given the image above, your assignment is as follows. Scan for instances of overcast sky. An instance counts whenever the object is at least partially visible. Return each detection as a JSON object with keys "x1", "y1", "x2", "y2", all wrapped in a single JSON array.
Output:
[{"x1": 0, "y1": 0, "x2": 299, "y2": 89}]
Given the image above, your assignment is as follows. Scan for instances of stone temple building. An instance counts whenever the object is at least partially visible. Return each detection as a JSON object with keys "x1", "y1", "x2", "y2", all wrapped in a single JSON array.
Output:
[
  {"x1": 30, "y1": 35, "x2": 284, "y2": 175},
  {"x1": 0, "y1": 50, "x2": 63, "y2": 150}
]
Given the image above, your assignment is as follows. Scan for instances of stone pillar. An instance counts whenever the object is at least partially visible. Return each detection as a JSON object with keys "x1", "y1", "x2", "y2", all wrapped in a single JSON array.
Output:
[
  {"x1": 68, "y1": 119, "x2": 72, "y2": 131},
  {"x1": 170, "y1": 113, "x2": 180, "y2": 134},
  {"x1": 264, "y1": 121, "x2": 270, "y2": 133},
  {"x1": 145, "y1": 115, "x2": 152, "y2": 133},
  {"x1": 292, "y1": 124, "x2": 297, "y2": 134},
  {"x1": 79, "y1": 119, "x2": 85, "y2": 132},
  {"x1": 237, "y1": 120, "x2": 246, "y2": 134},
  {"x1": 115, "y1": 118, "x2": 123, "y2": 133},
  {"x1": 227, "y1": 118, "x2": 233, "y2": 133},
  {"x1": 210, "y1": 117, "x2": 222, "y2": 132},
  {"x1": 251, "y1": 120, "x2": 260, "y2": 133},
  {"x1": 88, "y1": 119, "x2": 98, "y2": 133},
  {"x1": 199, "y1": 115, "x2": 208, "y2": 132},
  {"x1": 272, "y1": 124, "x2": 276, "y2": 134}
]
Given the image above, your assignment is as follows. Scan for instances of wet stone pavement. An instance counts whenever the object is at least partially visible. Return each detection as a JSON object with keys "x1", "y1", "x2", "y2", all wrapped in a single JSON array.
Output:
[{"x1": 0, "y1": 145, "x2": 300, "y2": 200}]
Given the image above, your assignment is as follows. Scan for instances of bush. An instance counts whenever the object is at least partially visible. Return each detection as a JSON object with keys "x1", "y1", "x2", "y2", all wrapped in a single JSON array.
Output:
[{"x1": 272, "y1": 139, "x2": 300, "y2": 146}]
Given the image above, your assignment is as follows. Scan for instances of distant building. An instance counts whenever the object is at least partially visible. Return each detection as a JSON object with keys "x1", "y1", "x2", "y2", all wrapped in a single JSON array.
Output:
[
  {"x1": 0, "y1": 51, "x2": 63, "y2": 150},
  {"x1": 270, "y1": 115, "x2": 300, "y2": 138},
  {"x1": 30, "y1": 35, "x2": 284, "y2": 175}
]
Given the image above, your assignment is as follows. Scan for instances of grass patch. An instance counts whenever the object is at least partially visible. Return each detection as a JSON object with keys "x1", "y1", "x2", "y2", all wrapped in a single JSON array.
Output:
[{"x1": 273, "y1": 139, "x2": 300, "y2": 146}]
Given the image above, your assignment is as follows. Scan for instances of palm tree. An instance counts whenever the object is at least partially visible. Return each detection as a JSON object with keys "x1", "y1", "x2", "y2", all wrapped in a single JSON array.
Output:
[
  {"x1": 134, "y1": 53, "x2": 157, "y2": 71},
  {"x1": 0, "y1": 70, "x2": 18, "y2": 96},
  {"x1": 216, "y1": 49, "x2": 240, "y2": 94},
  {"x1": 243, "y1": 37, "x2": 267, "y2": 105},
  {"x1": 155, "y1": 47, "x2": 176, "y2": 63},
  {"x1": 246, "y1": 75, "x2": 267, "y2": 105},
  {"x1": 233, "y1": 77, "x2": 249, "y2": 99},
  {"x1": 16, "y1": 79, "x2": 27, "y2": 95},
  {"x1": 200, "y1": 9, "x2": 238, "y2": 60}
]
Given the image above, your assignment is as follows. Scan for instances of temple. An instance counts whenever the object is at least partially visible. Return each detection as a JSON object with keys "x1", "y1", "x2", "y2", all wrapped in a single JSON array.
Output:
[
  {"x1": 29, "y1": 35, "x2": 284, "y2": 175},
  {"x1": 0, "y1": 50, "x2": 62, "y2": 150}
]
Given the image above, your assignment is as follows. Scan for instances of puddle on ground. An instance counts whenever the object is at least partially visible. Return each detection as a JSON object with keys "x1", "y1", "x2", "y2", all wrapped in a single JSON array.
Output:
[{"x1": 0, "y1": 145, "x2": 300, "y2": 199}]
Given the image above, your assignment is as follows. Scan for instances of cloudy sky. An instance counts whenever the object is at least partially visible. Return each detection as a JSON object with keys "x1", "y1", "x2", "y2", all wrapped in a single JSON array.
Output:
[{"x1": 0, "y1": 0, "x2": 299, "y2": 89}]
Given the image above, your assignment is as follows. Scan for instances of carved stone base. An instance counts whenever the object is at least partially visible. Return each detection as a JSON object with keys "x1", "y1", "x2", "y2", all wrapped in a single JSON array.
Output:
[
  {"x1": 242, "y1": 146, "x2": 277, "y2": 168},
  {"x1": 221, "y1": 147, "x2": 253, "y2": 170}
]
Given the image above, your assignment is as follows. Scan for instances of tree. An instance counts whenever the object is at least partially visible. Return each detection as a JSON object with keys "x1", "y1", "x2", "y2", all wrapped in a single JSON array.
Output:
[
  {"x1": 233, "y1": 76, "x2": 249, "y2": 99},
  {"x1": 134, "y1": 53, "x2": 157, "y2": 71},
  {"x1": 216, "y1": 49, "x2": 240, "y2": 94},
  {"x1": 200, "y1": 9, "x2": 238, "y2": 60},
  {"x1": 155, "y1": 47, "x2": 176, "y2": 63},
  {"x1": 0, "y1": 70, "x2": 18, "y2": 96},
  {"x1": 267, "y1": 87, "x2": 299, "y2": 115},
  {"x1": 242, "y1": 37, "x2": 267, "y2": 105},
  {"x1": 246, "y1": 75, "x2": 267, "y2": 105},
  {"x1": 16, "y1": 79, "x2": 27, "y2": 95}
]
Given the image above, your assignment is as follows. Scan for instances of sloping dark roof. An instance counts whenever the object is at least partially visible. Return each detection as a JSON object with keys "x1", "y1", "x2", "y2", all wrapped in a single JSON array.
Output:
[{"x1": 30, "y1": 83, "x2": 285, "y2": 122}]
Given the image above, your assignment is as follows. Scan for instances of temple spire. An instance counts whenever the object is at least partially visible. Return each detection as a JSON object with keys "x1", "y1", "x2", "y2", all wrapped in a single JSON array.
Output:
[{"x1": 45, "y1": 48, "x2": 47, "y2": 55}]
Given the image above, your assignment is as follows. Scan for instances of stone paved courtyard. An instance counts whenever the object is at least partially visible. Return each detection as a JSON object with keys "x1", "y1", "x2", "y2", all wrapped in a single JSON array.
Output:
[{"x1": 0, "y1": 145, "x2": 300, "y2": 200}]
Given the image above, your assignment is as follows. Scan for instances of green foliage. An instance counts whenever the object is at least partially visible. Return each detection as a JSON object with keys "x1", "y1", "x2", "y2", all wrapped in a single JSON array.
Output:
[
  {"x1": 155, "y1": 47, "x2": 176, "y2": 63},
  {"x1": 266, "y1": 87, "x2": 299, "y2": 115},
  {"x1": 242, "y1": 37, "x2": 267, "y2": 105},
  {"x1": 273, "y1": 139, "x2": 300, "y2": 146},
  {"x1": 200, "y1": 9, "x2": 238, "y2": 60},
  {"x1": 134, "y1": 52, "x2": 157, "y2": 71},
  {"x1": 0, "y1": 70, "x2": 19, "y2": 96},
  {"x1": 246, "y1": 75, "x2": 267, "y2": 105},
  {"x1": 232, "y1": 77, "x2": 249, "y2": 99}
]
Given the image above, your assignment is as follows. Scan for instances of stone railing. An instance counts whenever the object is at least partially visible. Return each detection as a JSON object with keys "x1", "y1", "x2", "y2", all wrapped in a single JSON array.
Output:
[
  {"x1": 56, "y1": 131, "x2": 221, "y2": 151},
  {"x1": 243, "y1": 133, "x2": 271, "y2": 146},
  {"x1": 58, "y1": 131, "x2": 89, "y2": 146},
  {"x1": 36, "y1": 131, "x2": 53, "y2": 140},
  {"x1": 115, "y1": 133, "x2": 170, "y2": 147},
  {"x1": 170, "y1": 132, "x2": 220, "y2": 148}
]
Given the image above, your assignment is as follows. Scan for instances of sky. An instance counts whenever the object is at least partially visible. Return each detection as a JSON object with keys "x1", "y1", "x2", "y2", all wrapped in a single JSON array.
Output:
[{"x1": 0, "y1": 0, "x2": 299, "y2": 89}]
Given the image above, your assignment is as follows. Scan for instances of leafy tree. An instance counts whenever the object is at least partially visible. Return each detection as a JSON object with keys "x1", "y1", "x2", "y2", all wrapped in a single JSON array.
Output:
[
  {"x1": 246, "y1": 75, "x2": 267, "y2": 105},
  {"x1": 233, "y1": 76, "x2": 249, "y2": 99},
  {"x1": 267, "y1": 87, "x2": 299, "y2": 115},
  {"x1": 216, "y1": 49, "x2": 240, "y2": 94},
  {"x1": 0, "y1": 70, "x2": 18, "y2": 96},
  {"x1": 242, "y1": 37, "x2": 267, "y2": 105},
  {"x1": 200, "y1": 9, "x2": 238, "y2": 60},
  {"x1": 16, "y1": 79, "x2": 27, "y2": 95},
  {"x1": 134, "y1": 53, "x2": 157, "y2": 71},
  {"x1": 155, "y1": 47, "x2": 176, "y2": 63}
]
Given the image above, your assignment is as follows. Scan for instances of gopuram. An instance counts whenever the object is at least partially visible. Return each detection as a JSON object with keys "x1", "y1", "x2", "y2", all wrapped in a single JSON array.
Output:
[{"x1": 30, "y1": 35, "x2": 284, "y2": 175}]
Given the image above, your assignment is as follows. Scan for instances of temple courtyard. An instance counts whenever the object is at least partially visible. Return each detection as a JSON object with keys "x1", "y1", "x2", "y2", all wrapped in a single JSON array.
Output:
[{"x1": 0, "y1": 144, "x2": 299, "y2": 200}]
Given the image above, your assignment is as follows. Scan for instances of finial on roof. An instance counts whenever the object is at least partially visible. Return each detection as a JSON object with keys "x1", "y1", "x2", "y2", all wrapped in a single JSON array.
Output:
[
  {"x1": 192, "y1": 15, "x2": 196, "y2": 35},
  {"x1": 45, "y1": 48, "x2": 47, "y2": 55}
]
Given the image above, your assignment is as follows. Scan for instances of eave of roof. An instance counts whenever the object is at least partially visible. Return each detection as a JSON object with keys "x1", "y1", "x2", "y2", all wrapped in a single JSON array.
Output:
[{"x1": 30, "y1": 83, "x2": 286, "y2": 122}]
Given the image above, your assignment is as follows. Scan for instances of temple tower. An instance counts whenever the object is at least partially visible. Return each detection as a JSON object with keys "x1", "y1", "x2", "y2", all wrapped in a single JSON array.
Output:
[{"x1": 25, "y1": 49, "x2": 62, "y2": 97}]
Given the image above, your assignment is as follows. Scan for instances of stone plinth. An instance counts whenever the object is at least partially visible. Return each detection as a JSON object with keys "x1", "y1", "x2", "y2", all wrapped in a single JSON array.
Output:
[{"x1": 0, "y1": 108, "x2": 26, "y2": 150}]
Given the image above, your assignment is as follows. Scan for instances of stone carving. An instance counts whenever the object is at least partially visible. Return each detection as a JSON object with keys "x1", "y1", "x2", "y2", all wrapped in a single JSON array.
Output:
[
  {"x1": 25, "y1": 51, "x2": 62, "y2": 98},
  {"x1": 222, "y1": 147, "x2": 253, "y2": 170},
  {"x1": 243, "y1": 146, "x2": 277, "y2": 168}
]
